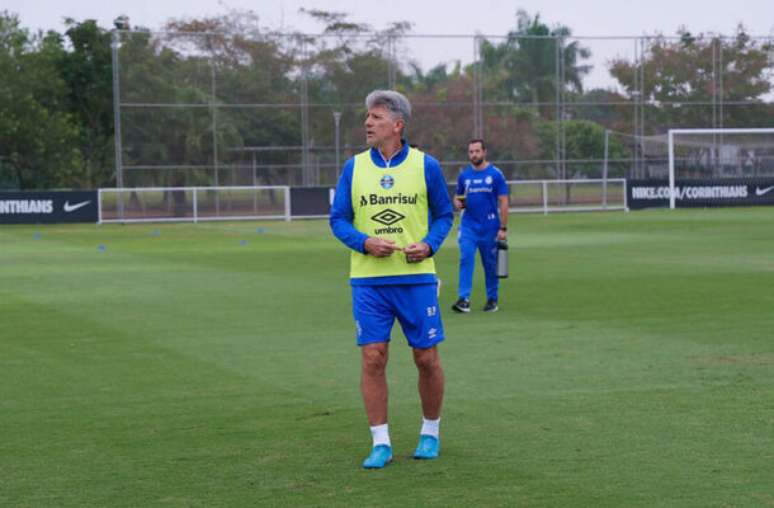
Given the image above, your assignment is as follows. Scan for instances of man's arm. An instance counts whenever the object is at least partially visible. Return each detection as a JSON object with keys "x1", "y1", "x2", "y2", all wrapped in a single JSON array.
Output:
[
  {"x1": 421, "y1": 154, "x2": 454, "y2": 255},
  {"x1": 329, "y1": 159, "x2": 369, "y2": 253},
  {"x1": 405, "y1": 156, "x2": 453, "y2": 263},
  {"x1": 497, "y1": 195, "x2": 509, "y2": 241},
  {"x1": 453, "y1": 171, "x2": 465, "y2": 210},
  {"x1": 496, "y1": 170, "x2": 509, "y2": 241},
  {"x1": 329, "y1": 160, "x2": 403, "y2": 257}
]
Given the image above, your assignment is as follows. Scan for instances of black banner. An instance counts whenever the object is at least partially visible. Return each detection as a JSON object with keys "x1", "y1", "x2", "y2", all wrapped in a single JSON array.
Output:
[
  {"x1": 290, "y1": 187, "x2": 335, "y2": 217},
  {"x1": 628, "y1": 178, "x2": 774, "y2": 209},
  {"x1": 0, "y1": 191, "x2": 98, "y2": 224}
]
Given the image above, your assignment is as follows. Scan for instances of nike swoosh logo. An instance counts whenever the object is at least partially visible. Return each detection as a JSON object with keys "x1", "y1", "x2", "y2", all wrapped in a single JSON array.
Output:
[
  {"x1": 755, "y1": 186, "x2": 774, "y2": 197},
  {"x1": 63, "y1": 200, "x2": 91, "y2": 212}
]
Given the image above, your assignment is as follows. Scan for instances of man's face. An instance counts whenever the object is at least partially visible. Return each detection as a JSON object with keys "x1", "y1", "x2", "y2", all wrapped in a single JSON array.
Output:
[
  {"x1": 468, "y1": 142, "x2": 486, "y2": 166},
  {"x1": 364, "y1": 105, "x2": 402, "y2": 147}
]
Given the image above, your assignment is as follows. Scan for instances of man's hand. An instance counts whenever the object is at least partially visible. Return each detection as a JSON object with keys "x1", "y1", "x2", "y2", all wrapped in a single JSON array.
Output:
[
  {"x1": 403, "y1": 242, "x2": 431, "y2": 263},
  {"x1": 497, "y1": 229, "x2": 507, "y2": 241},
  {"x1": 364, "y1": 237, "x2": 402, "y2": 257},
  {"x1": 453, "y1": 196, "x2": 465, "y2": 210}
]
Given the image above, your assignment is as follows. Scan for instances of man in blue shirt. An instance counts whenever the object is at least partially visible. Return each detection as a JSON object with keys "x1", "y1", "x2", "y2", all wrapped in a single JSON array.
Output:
[
  {"x1": 329, "y1": 90, "x2": 453, "y2": 469},
  {"x1": 452, "y1": 139, "x2": 509, "y2": 313}
]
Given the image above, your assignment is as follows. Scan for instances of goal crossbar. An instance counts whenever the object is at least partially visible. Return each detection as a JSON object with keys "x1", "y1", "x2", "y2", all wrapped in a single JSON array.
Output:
[{"x1": 667, "y1": 128, "x2": 774, "y2": 209}]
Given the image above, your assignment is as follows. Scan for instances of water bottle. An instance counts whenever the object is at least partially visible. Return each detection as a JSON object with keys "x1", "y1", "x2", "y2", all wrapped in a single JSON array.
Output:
[{"x1": 496, "y1": 240, "x2": 509, "y2": 278}]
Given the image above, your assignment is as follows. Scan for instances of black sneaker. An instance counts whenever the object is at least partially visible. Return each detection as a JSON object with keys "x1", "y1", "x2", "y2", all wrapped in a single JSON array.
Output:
[
  {"x1": 451, "y1": 298, "x2": 470, "y2": 313},
  {"x1": 483, "y1": 299, "x2": 499, "y2": 312}
]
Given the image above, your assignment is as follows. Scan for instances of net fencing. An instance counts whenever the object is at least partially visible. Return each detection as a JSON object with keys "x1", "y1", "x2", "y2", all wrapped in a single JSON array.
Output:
[
  {"x1": 112, "y1": 29, "x2": 774, "y2": 189},
  {"x1": 606, "y1": 128, "x2": 774, "y2": 181},
  {"x1": 669, "y1": 129, "x2": 774, "y2": 179}
]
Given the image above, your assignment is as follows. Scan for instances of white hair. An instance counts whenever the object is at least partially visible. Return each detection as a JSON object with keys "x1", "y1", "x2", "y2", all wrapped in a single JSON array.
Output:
[{"x1": 365, "y1": 90, "x2": 412, "y2": 124}]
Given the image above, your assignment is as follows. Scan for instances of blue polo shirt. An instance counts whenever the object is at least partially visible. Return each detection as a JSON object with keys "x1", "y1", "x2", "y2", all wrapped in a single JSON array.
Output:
[{"x1": 455, "y1": 164, "x2": 508, "y2": 232}]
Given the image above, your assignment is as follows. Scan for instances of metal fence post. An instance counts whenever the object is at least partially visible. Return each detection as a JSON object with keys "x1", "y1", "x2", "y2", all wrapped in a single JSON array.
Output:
[
  {"x1": 284, "y1": 186, "x2": 291, "y2": 221},
  {"x1": 193, "y1": 188, "x2": 198, "y2": 223},
  {"x1": 603, "y1": 129, "x2": 610, "y2": 208},
  {"x1": 333, "y1": 111, "x2": 342, "y2": 179}
]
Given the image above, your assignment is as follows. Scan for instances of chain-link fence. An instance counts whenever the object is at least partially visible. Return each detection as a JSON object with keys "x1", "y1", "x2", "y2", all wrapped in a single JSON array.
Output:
[{"x1": 112, "y1": 30, "x2": 774, "y2": 187}]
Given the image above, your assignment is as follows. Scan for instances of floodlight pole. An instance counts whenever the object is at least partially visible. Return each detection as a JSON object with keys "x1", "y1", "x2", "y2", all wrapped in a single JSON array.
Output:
[
  {"x1": 603, "y1": 129, "x2": 610, "y2": 209},
  {"x1": 333, "y1": 111, "x2": 342, "y2": 179},
  {"x1": 111, "y1": 30, "x2": 124, "y2": 220},
  {"x1": 472, "y1": 34, "x2": 484, "y2": 139}
]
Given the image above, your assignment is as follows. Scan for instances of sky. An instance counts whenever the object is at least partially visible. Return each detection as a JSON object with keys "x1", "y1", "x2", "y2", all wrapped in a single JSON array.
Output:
[
  {"x1": 5, "y1": 0, "x2": 774, "y2": 90},
  {"x1": 5, "y1": 0, "x2": 774, "y2": 38}
]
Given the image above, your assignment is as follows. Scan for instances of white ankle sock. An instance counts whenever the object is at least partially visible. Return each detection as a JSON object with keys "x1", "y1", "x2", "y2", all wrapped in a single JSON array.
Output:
[
  {"x1": 370, "y1": 423, "x2": 390, "y2": 447},
  {"x1": 420, "y1": 417, "x2": 440, "y2": 439}
]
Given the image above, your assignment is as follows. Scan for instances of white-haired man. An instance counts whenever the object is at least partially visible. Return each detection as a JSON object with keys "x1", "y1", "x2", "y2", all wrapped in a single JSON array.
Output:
[{"x1": 330, "y1": 90, "x2": 453, "y2": 469}]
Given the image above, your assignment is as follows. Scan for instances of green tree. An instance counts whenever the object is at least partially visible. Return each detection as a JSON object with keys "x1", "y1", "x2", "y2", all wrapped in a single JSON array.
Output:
[
  {"x1": 0, "y1": 11, "x2": 81, "y2": 189},
  {"x1": 57, "y1": 19, "x2": 115, "y2": 188},
  {"x1": 300, "y1": 10, "x2": 412, "y2": 160},
  {"x1": 609, "y1": 26, "x2": 773, "y2": 128},
  {"x1": 115, "y1": 9, "x2": 301, "y2": 187},
  {"x1": 536, "y1": 119, "x2": 630, "y2": 178},
  {"x1": 480, "y1": 10, "x2": 591, "y2": 116}
]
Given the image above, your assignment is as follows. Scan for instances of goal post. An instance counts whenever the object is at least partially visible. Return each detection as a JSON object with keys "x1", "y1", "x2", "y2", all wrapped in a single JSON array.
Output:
[
  {"x1": 668, "y1": 128, "x2": 774, "y2": 209},
  {"x1": 98, "y1": 186, "x2": 291, "y2": 224},
  {"x1": 505, "y1": 178, "x2": 628, "y2": 214}
]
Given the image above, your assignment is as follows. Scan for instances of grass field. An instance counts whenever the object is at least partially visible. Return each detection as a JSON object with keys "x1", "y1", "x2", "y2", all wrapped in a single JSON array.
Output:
[{"x1": 2, "y1": 208, "x2": 774, "y2": 507}]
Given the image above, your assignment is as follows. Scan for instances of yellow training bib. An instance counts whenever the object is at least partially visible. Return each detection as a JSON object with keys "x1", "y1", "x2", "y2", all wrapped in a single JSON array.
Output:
[{"x1": 350, "y1": 147, "x2": 435, "y2": 279}]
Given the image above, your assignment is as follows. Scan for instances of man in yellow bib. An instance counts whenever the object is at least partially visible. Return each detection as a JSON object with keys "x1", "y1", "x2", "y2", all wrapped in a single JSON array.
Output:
[{"x1": 330, "y1": 90, "x2": 453, "y2": 469}]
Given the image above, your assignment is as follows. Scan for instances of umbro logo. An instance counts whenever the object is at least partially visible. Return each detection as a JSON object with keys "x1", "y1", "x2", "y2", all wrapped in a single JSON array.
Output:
[{"x1": 371, "y1": 208, "x2": 405, "y2": 226}]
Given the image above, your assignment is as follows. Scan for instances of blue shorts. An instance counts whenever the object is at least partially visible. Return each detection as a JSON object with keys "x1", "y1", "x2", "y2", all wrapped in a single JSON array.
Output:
[{"x1": 352, "y1": 283, "x2": 444, "y2": 349}]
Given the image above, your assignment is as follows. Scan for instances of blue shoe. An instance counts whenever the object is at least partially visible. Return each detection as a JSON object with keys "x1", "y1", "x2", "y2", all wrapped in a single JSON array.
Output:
[
  {"x1": 362, "y1": 445, "x2": 392, "y2": 469},
  {"x1": 413, "y1": 435, "x2": 440, "y2": 459}
]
